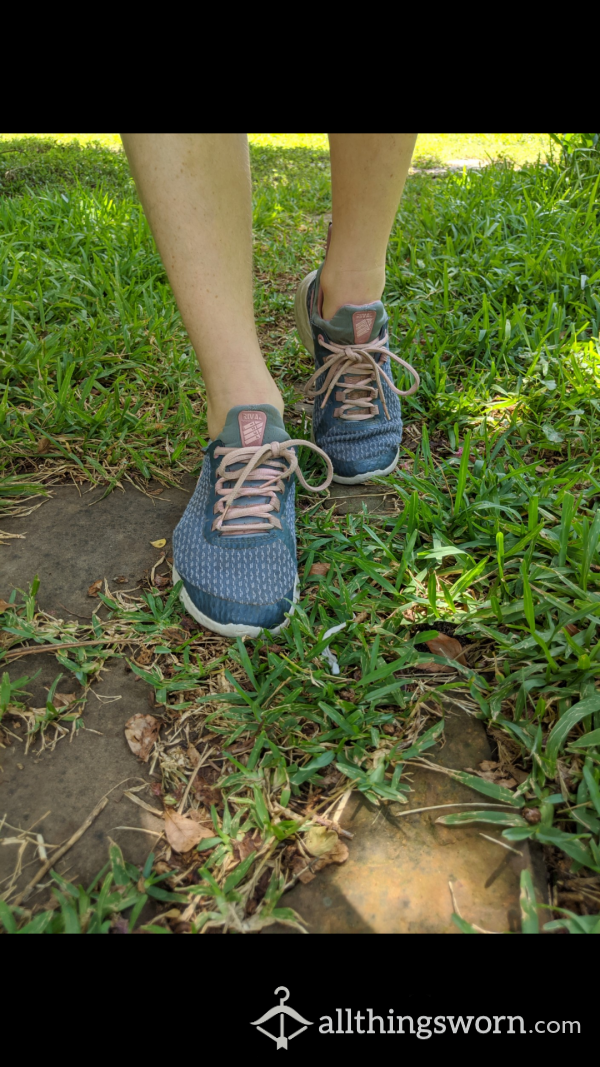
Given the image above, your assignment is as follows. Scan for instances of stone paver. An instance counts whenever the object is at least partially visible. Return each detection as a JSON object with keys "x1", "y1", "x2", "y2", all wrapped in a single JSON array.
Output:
[{"x1": 269, "y1": 698, "x2": 546, "y2": 933}]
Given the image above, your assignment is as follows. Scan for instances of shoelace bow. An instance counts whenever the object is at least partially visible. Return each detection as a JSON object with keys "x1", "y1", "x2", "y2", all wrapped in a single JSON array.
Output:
[
  {"x1": 212, "y1": 439, "x2": 333, "y2": 535},
  {"x1": 304, "y1": 331, "x2": 420, "y2": 420}
]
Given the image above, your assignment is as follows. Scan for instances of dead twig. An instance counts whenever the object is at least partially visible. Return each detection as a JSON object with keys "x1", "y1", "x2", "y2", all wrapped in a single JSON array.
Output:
[
  {"x1": 395, "y1": 801, "x2": 517, "y2": 818},
  {"x1": 178, "y1": 746, "x2": 215, "y2": 815},
  {"x1": 10, "y1": 796, "x2": 109, "y2": 906},
  {"x1": 3, "y1": 637, "x2": 142, "y2": 661}
]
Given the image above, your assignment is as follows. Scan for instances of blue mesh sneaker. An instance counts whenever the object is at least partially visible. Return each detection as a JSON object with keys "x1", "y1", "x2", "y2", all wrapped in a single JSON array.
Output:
[
  {"x1": 172, "y1": 404, "x2": 332, "y2": 638},
  {"x1": 294, "y1": 263, "x2": 420, "y2": 484}
]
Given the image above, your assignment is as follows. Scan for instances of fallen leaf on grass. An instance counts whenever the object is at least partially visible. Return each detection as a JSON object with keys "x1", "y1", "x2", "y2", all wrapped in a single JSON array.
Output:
[
  {"x1": 150, "y1": 538, "x2": 166, "y2": 548},
  {"x1": 36, "y1": 437, "x2": 51, "y2": 454},
  {"x1": 422, "y1": 634, "x2": 467, "y2": 672},
  {"x1": 564, "y1": 623, "x2": 580, "y2": 636},
  {"x1": 304, "y1": 825, "x2": 350, "y2": 872},
  {"x1": 153, "y1": 574, "x2": 170, "y2": 588},
  {"x1": 134, "y1": 648, "x2": 154, "y2": 666},
  {"x1": 164, "y1": 809, "x2": 214, "y2": 852},
  {"x1": 193, "y1": 782, "x2": 222, "y2": 808},
  {"x1": 233, "y1": 831, "x2": 262, "y2": 863},
  {"x1": 465, "y1": 761, "x2": 518, "y2": 789},
  {"x1": 308, "y1": 562, "x2": 331, "y2": 577},
  {"x1": 187, "y1": 745, "x2": 201, "y2": 767},
  {"x1": 353, "y1": 611, "x2": 368, "y2": 625},
  {"x1": 161, "y1": 626, "x2": 185, "y2": 645},
  {"x1": 305, "y1": 825, "x2": 336, "y2": 857},
  {"x1": 87, "y1": 579, "x2": 103, "y2": 597},
  {"x1": 0, "y1": 600, "x2": 10, "y2": 613},
  {"x1": 523, "y1": 807, "x2": 541, "y2": 824},
  {"x1": 292, "y1": 854, "x2": 316, "y2": 884},
  {"x1": 124, "y1": 714, "x2": 161, "y2": 762}
]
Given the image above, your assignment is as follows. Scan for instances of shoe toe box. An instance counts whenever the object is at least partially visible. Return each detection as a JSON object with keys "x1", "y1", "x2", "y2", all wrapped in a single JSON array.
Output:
[
  {"x1": 178, "y1": 574, "x2": 297, "y2": 636},
  {"x1": 332, "y1": 447, "x2": 399, "y2": 480}
]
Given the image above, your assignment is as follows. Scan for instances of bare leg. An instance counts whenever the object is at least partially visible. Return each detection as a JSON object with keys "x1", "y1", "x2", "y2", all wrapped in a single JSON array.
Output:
[
  {"x1": 120, "y1": 134, "x2": 283, "y2": 438},
  {"x1": 321, "y1": 134, "x2": 417, "y2": 319}
]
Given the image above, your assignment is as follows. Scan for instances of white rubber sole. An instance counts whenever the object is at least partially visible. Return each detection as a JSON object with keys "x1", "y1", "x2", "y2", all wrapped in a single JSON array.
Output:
[
  {"x1": 331, "y1": 449, "x2": 400, "y2": 484},
  {"x1": 294, "y1": 270, "x2": 317, "y2": 357},
  {"x1": 172, "y1": 565, "x2": 299, "y2": 639}
]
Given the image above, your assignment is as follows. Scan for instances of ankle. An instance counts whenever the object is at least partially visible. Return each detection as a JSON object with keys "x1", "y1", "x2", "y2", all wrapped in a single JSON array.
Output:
[{"x1": 320, "y1": 265, "x2": 386, "y2": 320}]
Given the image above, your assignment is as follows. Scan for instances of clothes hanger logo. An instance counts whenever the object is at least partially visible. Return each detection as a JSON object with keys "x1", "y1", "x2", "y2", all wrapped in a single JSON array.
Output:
[{"x1": 250, "y1": 986, "x2": 313, "y2": 1050}]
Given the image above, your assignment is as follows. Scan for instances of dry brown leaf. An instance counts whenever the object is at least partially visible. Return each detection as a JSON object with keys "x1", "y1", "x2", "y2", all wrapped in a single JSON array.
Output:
[
  {"x1": 135, "y1": 648, "x2": 154, "y2": 666},
  {"x1": 466, "y1": 763, "x2": 517, "y2": 788},
  {"x1": 0, "y1": 599, "x2": 10, "y2": 613},
  {"x1": 194, "y1": 782, "x2": 222, "y2": 808},
  {"x1": 308, "y1": 562, "x2": 331, "y2": 577},
  {"x1": 161, "y1": 626, "x2": 184, "y2": 644},
  {"x1": 353, "y1": 611, "x2": 368, "y2": 625},
  {"x1": 564, "y1": 623, "x2": 580, "y2": 636},
  {"x1": 153, "y1": 574, "x2": 170, "y2": 588},
  {"x1": 36, "y1": 437, "x2": 51, "y2": 454},
  {"x1": 304, "y1": 825, "x2": 347, "y2": 859},
  {"x1": 419, "y1": 660, "x2": 451, "y2": 674},
  {"x1": 150, "y1": 538, "x2": 166, "y2": 548},
  {"x1": 187, "y1": 745, "x2": 201, "y2": 768},
  {"x1": 233, "y1": 831, "x2": 261, "y2": 863},
  {"x1": 52, "y1": 693, "x2": 76, "y2": 709},
  {"x1": 425, "y1": 634, "x2": 467, "y2": 666},
  {"x1": 509, "y1": 765, "x2": 529, "y2": 785},
  {"x1": 305, "y1": 825, "x2": 338, "y2": 857},
  {"x1": 291, "y1": 853, "x2": 316, "y2": 884},
  {"x1": 303, "y1": 826, "x2": 349, "y2": 876},
  {"x1": 186, "y1": 809, "x2": 213, "y2": 829},
  {"x1": 114, "y1": 575, "x2": 129, "y2": 584},
  {"x1": 164, "y1": 809, "x2": 213, "y2": 852},
  {"x1": 87, "y1": 579, "x2": 103, "y2": 597},
  {"x1": 124, "y1": 713, "x2": 160, "y2": 762},
  {"x1": 523, "y1": 807, "x2": 541, "y2": 825},
  {"x1": 314, "y1": 838, "x2": 349, "y2": 870}
]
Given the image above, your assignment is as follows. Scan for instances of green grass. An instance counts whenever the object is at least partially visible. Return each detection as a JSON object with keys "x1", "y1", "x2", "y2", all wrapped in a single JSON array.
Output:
[
  {"x1": 1, "y1": 132, "x2": 553, "y2": 166},
  {"x1": 1, "y1": 134, "x2": 600, "y2": 932}
]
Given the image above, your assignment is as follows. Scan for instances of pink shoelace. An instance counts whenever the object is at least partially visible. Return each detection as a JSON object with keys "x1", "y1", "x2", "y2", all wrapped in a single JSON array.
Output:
[
  {"x1": 212, "y1": 440, "x2": 333, "y2": 535},
  {"x1": 304, "y1": 332, "x2": 420, "y2": 420}
]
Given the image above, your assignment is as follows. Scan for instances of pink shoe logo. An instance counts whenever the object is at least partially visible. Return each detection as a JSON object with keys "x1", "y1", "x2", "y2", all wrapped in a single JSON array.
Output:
[
  {"x1": 239, "y1": 410, "x2": 267, "y2": 447},
  {"x1": 352, "y1": 310, "x2": 376, "y2": 343}
]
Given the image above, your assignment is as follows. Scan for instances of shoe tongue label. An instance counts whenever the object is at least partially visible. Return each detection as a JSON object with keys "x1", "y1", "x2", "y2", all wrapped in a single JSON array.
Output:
[
  {"x1": 352, "y1": 310, "x2": 376, "y2": 343},
  {"x1": 238, "y1": 410, "x2": 267, "y2": 447}
]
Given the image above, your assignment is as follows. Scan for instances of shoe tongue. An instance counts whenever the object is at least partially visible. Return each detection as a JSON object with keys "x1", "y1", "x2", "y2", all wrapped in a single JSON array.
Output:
[{"x1": 218, "y1": 404, "x2": 290, "y2": 448}]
